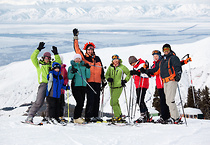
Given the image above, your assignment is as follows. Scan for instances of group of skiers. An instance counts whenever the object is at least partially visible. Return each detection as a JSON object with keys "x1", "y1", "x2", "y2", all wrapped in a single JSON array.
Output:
[{"x1": 25, "y1": 28, "x2": 192, "y2": 125}]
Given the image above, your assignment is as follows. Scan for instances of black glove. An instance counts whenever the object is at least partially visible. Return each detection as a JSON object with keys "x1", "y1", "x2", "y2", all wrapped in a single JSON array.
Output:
[
  {"x1": 51, "y1": 46, "x2": 58, "y2": 55},
  {"x1": 71, "y1": 66, "x2": 78, "y2": 73},
  {"x1": 107, "y1": 78, "x2": 113, "y2": 83},
  {"x1": 59, "y1": 75, "x2": 63, "y2": 80},
  {"x1": 84, "y1": 63, "x2": 91, "y2": 69},
  {"x1": 101, "y1": 80, "x2": 107, "y2": 90},
  {"x1": 145, "y1": 60, "x2": 149, "y2": 69},
  {"x1": 121, "y1": 80, "x2": 127, "y2": 87},
  {"x1": 37, "y1": 42, "x2": 45, "y2": 51},
  {"x1": 130, "y1": 70, "x2": 141, "y2": 76},
  {"x1": 140, "y1": 67, "x2": 146, "y2": 73},
  {"x1": 175, "y1": 73, "x2": 181, "y2": 82},
  {"x1": 66, "y1": 85, "x2": 70, "y2": 90},
  {"x1": 73, "y1": 28, "x2": 79, "y2": 36}
]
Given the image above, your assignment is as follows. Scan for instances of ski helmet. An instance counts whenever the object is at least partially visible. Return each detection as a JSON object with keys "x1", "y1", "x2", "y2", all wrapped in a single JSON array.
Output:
[
  {"x1": 162, "y1": 44, "x2": 171, "y2": 52},
  {"x1": 83, "y1": 42, "x2": 96, "y2": 50},
  {"x1": 128, "y1": 56, "x2": 138, "y2": 65}
]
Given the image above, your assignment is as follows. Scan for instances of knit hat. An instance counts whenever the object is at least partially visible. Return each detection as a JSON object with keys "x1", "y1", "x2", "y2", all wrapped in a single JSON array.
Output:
[
  {"x1": 74, "y1": 54, "x2": 82, "y2": 60},
  {"x1": 43, "y1": 52, "x2": 51, "y2": 58},
  {"x1": 128, "y1": 56, "x2": 138, "y2": 64},
  {"x1": 162, "y1": 44, "x2": 171, "y2": 52},
  {"x1": 112, "y1": 54, "x2": 120, "y2": 61}
]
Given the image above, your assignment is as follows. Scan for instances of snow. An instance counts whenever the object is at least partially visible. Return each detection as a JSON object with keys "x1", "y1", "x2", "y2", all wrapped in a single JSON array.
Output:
[
  {"x1": 184, "y1": 108, "x2": 203, "y2": 115},
  {"x1": 0, "y1": 0, "x2": 210, "y2": 144}
]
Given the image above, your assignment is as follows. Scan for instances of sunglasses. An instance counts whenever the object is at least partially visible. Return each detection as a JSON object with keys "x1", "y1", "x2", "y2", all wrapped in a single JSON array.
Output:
[
  {"x1": 44, "y1": 56, "x2": 51, "y2": 60},
  {"x1": 87, "y1": 46, "x2": 94, "y2": 50}
]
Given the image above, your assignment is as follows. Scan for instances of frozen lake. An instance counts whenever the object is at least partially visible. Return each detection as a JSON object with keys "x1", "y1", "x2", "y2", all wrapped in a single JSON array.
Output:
[{"x1": 0, "y1": 22, "x2": 210, "y2": 66}]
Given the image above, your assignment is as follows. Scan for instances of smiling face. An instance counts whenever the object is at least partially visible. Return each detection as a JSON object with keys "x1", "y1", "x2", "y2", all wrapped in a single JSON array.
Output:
[
  {"x1": 86, "y1": 46, "x2": 94, "y2": 56},
  {"x1": 44, "y1": 56, "x2": 51, "y2": 63},
  {"x1": 113, "y1": 59, "x2": 120, "y2": 67},
  {"x1": 74, "y1": 57, "x2": 81, "y2": 63},
  {"x1": 163, "y1": 50, "x2": 170, "y2": 55},
  {"x1": 153, "y1": 54, "x2": 159, "y2": 61}
]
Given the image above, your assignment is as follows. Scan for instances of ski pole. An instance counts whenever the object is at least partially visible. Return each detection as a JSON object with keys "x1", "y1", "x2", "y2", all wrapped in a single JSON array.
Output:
[
  {"x1": 177, "y1": 83, "x2": 188, "y2": 126},
  {"x1": 128, "y1": 77, "x2": 133, "y2": 122},
  {"x1": 100, "y1": 88, "x2": 105, "y2": 118},
  {"x1": 123, "y1": 86, "x2": 130, "y2": 122},
  {"x1": 76, "y1": 71, "x2": 97, "y2": 94},
  {"x1": 67, "y1": 89, "x2": 70, "y2": 123}
]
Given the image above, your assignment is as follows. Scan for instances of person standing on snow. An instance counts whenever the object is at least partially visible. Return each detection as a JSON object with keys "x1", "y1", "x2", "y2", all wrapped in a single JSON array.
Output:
[
  {"x1": 145, "y1": 50, "x2": 192, "y2": 124},
  {"x1": 144, "y1": 44, "x2": 183, "y2": 124},
  {"x1": 148, "y1": 50, "x2": 170, "y2": 123},
  {"x1": 59, "y1": 55, "x2": 69, "y2": 122},
  {"x1": 25, "y1": 42, "x2": 61, "y2": 124},
  {"x1": 46, "y1": 62, "x2": 70, "y2": 124},
  {"x1": 72, "y1": 28, "x2": 106, "y2": 123},
  {"x1": 129, "y1": 56, "x2": 153, "y2": 123},
  {"x1": 68, "y1": 54, "x2": 91, "y2": 124},
  {"x1": 105, "y1": 54, "x2": 131, "y2": 123}
]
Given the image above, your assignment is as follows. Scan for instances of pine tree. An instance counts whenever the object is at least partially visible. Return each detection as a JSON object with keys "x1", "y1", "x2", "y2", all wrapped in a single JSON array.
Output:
[
  {"x1": 186, "y1": 86, "x2": 196, "y2": 108},
  {"x1": 200, "y1": 86, "x2": 210, "y2": 119},
  {"x1": 152, "y1": 87, "x2": 161, "y2": 113}
]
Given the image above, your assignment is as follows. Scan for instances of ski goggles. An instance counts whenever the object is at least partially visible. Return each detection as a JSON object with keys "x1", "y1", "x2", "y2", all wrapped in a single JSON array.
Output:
[
  {"x1": 163, "y1": 47, "x2": 170, "y2": 52},
  {"x1": 112, "y1": 54, "x2": 120, "y2": 60},
  {"x1": 152, "y1": 50, "x2": 161, "y2": 55},
  {"x1": 87, "y1": 46, "x2": 94, "y2": 50},
  {"x1": 44, "y1": 56, "x2": 51, "y2": 60},
  {"x1": 53, "y1": 64, "x2": 60, "y2": 69}
]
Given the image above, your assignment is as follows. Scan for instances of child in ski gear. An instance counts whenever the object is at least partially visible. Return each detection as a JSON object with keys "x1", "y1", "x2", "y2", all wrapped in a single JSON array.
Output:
[
  {"x1": 25, "y1": 42, "x2": 61, "y2": 124},
  {"x1": 128, "y1": 56, "x2": 152, "y2": 123},
  {"x1": 146, "y1": 44, "x2": 183, "y2": 124},
  {"x1": 59, "y1": 55, "x2": 69, "y2": 122},
  {"x1": 105, "y1": 54, "x2": 131, "y2": 122},
  {"x1": 73, "y1": 28, "x2": 106, "y2": 122},
  {"x1": 46, "y1": 62, "x2": 70, "y2": 123},
  {"x1": 68, "y1": 54, "x2": 90, "y2": 124}
]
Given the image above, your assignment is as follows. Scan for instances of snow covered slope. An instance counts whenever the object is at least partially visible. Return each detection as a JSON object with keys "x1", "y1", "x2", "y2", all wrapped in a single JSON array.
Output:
[{"x1": 0, "y1": 37, "x2": 209, "y2": 115}]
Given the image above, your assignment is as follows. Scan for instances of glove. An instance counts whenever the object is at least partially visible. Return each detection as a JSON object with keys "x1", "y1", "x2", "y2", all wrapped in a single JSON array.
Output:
[
  {"x1": 59, "y1": 75, "x2": 63, "y2": 80},
  {"x1": 101, "y1": 80, "x2": 107, "y2": 90},
  {"x1": 37, "y1": 42, "x2": 45, "y2": 51},
  {"x1": 143, "y1": 60, "x2": 149, "y2": 69},
  {"x1": 66, "y1": 85, "x2": 70, "y2": 90},
  {"x1": 175, "y1": 73, "x2": 181, "y2": 82},
  {"x1": 107, "y1": 78, "x2": 113, "y2": 83},
  {"x1": 184, "y1": 57, "x2": 192, "y2": 64},
  {"x1": 51, "y1": 46, "x2": 58, "y2": 55},
  {"x1": 71, "y1": 66, "x2": 78, "y2": 73},
  {"x1": 84, "y1": 63, "x2": 91, "y2": 69},
  {"x1": 130, "y1": 70, "x2": 141, "y2": 76},
  {"x1": 73, "y1": 28, "x2": 79, "y2": 36},
  {"x1": 121, "y1": 80, "x2": 127, "y2": 87},
  {"x1": 140, "y1": 67, "x2": 146, "y2": 73}
]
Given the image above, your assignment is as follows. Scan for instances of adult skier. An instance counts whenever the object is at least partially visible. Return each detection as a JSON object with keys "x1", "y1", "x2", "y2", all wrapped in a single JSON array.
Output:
[
  {"x1": 25, "y1": 42, "x2": 61, "y2": 124},
  {"x1": 72, "y1": 28, "x2": 106, "y2": 122},
  {"x1": 106, "y1": 54, "x2": 131, "y2": 123},
  {"x1": 144, "y1": 44, "x2": 183, "y2": 124},
  {"x1": 68, "y1": 54, "x2": 90, "y2": 124},
  {"x1": 129, "y1": 56, "x2": 153, "y2": 123}
]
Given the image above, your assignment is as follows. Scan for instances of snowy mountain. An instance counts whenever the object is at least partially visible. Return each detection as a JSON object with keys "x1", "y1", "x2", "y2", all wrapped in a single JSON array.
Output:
[{"x1": 0, "y1": 0, "x2": 209, "y2": 24}]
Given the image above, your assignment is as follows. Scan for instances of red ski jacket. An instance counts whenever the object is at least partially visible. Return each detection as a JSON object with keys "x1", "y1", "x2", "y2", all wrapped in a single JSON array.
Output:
[
  {"x1": 151, "y1": 60, "x2": 164, "y2": 89},
  {"x1": 132, "y1": 58, "x2": 149, "y2": 89}
]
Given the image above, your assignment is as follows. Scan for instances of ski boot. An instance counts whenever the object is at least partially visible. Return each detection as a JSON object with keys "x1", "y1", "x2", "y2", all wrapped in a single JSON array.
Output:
[{"x1": 25, "y1": 116, "x2": 33, "y2": 124}]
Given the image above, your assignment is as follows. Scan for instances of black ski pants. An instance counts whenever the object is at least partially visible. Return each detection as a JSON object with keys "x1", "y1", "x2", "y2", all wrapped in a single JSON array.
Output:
[
  {"x1": 158, "y1": 88, "x2": 170, "y2": 120},
  {"x1": 72, "y1": 86, "x2": 86, "y2": 119},
  {"x1": 85, "y1": 82, "x2": 101, "y2": 119},
  {"x1": 136, "y1": 88, "x2": 148, "y2": 113},
  {"x1": 46, "y1": 97, "x2": 60, "y2": 120},
  {"x1": 59, "y1": 94, "x2": 65, "y2": 117}
]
